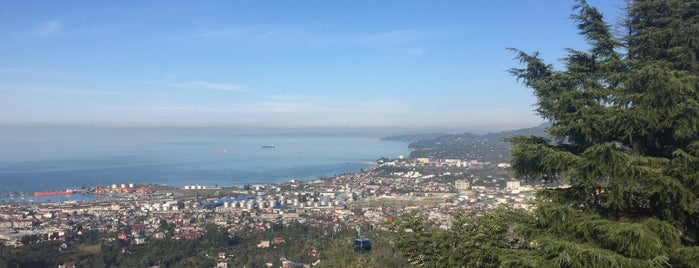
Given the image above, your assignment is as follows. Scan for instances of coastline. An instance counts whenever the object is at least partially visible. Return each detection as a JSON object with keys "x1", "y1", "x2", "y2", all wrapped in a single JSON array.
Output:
[{"x1": 0, "y1": 129, "x2": 410, "y2": 193}]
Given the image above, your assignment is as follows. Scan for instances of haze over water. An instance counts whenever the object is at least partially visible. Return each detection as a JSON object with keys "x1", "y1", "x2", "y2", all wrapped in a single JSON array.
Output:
[{"x1": 0, "y1": 126, "x2": 410, "y2": 192}]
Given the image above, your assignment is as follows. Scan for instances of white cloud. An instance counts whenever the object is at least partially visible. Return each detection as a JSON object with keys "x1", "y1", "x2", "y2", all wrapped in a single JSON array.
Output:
[
  {"x1": 193, "y1": 25, "x2": 336, "y2": 48},
  {"x1": 357, "y1": 99, "x2": 409, "y2": 111},
  {"x1": 266, "y1": 94, "x2": 328, "y2": 102},
  {"x1": 227, "y1": 96, "x2": 413, "y2": 127},
  {"x1": 392, "y1": 48, "x2": 425, "y2": 56},
  {"x1": 232, "y1": 95, "x2": 328, "y2": 114},
  {"x1": 0, "y1": 66, "x2": 36, "y2": 76},
  {"x1": 170, "y1": 81, "x2": 244, "y2": 92},
  {"x1": 196, "y1": 25, "x2": 270, "y2": 39},
  {"x1": 0, "y1": 83, "x2": 123, "y2": 96},
  {"x1": 0, "y1": 66, "x2": 67, "y2": 79},
  {"x1": 191, "y1": 25, "x2": 439, "y2": 54},
  {"x1": 238, "y1": 101, "x2": 317, "y2": 113},
  {"x1": 126, "y1": 105, "x2": 226, "y2": 116},
  {"x1": 357, "y1": 28, "x2": 435, "y2": 46},
  {"x1": 37, "y1": 20, "x2": 62, "y2": 36}
]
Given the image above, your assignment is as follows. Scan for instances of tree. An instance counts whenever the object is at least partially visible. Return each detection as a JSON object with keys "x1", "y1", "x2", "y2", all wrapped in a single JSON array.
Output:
[
  {"x1": 507, "y1": 0, "x2": 698, "y2": 265},
  {"x1": 159, "y1": 219, "x2": 175, "y2": 237},
  {"x1": 390, "y1": 0, "x2": 699, "y2": 266},
  {"x1": 203, "y1": 224, "x2": 231, "y2": 247}
]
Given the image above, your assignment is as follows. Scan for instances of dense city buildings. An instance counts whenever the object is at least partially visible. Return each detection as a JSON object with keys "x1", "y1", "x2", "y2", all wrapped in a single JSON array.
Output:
[
  {"x1": 0, "y1": 156, "x2": 548, "y2": 249},
  {"x1": 0, "y1": 153, "x2": 564, "y2": 268}
]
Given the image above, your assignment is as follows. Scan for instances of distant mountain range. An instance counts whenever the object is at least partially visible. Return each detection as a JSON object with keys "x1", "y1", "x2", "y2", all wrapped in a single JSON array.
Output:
[{"x1": 382, "y1": 123, "x2": 551, "y2": 162}]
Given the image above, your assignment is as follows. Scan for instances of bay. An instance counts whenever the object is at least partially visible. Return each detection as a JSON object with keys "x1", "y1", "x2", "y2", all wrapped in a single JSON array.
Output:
[{"x1": 0, "y1": 126, "x2": 410, "y2": 192}]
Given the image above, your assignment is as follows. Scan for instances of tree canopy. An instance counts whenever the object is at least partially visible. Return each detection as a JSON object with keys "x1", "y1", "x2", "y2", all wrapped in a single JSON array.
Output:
[
  {"x1": 389, "y1": 0, "x2": 699, "y2": 266},
  {"x1": 509, "y1": 0, "x2": 698, "y2": 243}
]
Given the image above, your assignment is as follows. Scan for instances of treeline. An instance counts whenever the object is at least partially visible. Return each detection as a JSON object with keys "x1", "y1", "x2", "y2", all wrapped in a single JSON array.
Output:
[
  {"x1": 388, "y1": 124, "x2": 549, "y2": 162},
  {"x1": 0, "y1": 223, "x2": 408, "y2": 268}
]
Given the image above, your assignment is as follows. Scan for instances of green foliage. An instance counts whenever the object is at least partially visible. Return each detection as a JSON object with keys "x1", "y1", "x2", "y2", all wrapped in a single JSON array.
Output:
[
  {"x1": 389, "y1": 0, "x2": 699, "y2": 267},
  {"x1": 0, "y1": 240, "x2": 66, "y2": 267},
  {"x1": 387, "y1": 204, "x2": 693, "y2": 267},
  {"x1": 510, "y1": 0, "x2": 698, "y2": 265},
  {"x1": 202, "y1": 224, "x2": 233, "y2": 247},
  {"x1": 386, "y1": 209, "x2": 533, "y2": 267},
  {"x1": 319, "y1": 236, "x2": 403, "y2": 268},
  {"x1": 509, "y1": 0, "x2": 698, "y2": 235},
  {"x1": 674, "y1": 247, "x2": 699, "y2": 268}
]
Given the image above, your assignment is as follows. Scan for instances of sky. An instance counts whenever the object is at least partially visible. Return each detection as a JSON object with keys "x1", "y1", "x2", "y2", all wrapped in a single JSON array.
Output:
[{"x1": 0, "y1": 0, "x2": 625, "y2": 132}]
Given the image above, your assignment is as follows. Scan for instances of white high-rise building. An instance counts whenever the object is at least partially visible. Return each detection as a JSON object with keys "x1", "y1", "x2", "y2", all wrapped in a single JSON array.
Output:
[
  {"x1": 506, "y1": 180, "x2": 521, "y2": 190},
  {"x1": 455, "y1": 180, "x2": 470, "y2": 191}
]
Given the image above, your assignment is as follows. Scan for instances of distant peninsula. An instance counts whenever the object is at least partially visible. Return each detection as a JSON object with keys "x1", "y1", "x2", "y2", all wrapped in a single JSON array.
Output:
[{"x1": 382, "y1": 123, "x2": 550, "y2": 162}]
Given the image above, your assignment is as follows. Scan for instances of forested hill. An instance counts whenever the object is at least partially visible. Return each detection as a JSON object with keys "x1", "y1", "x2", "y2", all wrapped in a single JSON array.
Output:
[
  {"x1": 380, "y1": 133, "x2": 449, "y2": 143},
  {"x1": 384, "y1": 123, "x2": 550, "y2": 162}
]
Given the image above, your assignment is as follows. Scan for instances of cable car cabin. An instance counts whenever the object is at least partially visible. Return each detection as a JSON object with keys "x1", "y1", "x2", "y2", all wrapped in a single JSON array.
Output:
[{"x1": 352, "y1": 239, "x2": 372, "y2": 254}]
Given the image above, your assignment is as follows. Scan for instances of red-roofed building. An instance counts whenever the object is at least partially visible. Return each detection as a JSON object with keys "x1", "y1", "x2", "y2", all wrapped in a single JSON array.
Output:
[{"x1": 174, "y1": 232, "x2": 201, "y2": 240}]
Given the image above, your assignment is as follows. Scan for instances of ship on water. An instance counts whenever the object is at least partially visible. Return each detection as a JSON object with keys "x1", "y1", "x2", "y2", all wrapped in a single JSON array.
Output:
[
  {"x1": 33, "y1": 190, "x2": 75, "y2": 197},
  {"x1": 261, "y1": 145, "x2": 275, "y2": 149}
]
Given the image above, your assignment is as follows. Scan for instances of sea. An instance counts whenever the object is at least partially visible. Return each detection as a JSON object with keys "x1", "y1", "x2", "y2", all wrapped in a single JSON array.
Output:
[{"x1": 0, "y1": 126, "x2": 410, "y2": 195}]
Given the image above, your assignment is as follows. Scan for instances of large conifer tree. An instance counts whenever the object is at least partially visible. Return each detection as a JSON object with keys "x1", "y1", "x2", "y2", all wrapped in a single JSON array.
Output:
[
  {"x1": 389, "y1": 1, "x2": 699, "y2": 266},
  {"x1": 510, "y1": 0, "x2": 698, "y2": 240},
  {"x1": 508, "y1": 0, "x2": 699, "y2": 265}
]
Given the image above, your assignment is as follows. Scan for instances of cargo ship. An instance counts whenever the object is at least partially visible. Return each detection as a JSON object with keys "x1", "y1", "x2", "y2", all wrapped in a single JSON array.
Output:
[
  {"x1": 262, "y1": 145, "x2": 275, "y2": 149},
  {"x1": 33, "y1": 190, "x2": 75, "y2": 197}
]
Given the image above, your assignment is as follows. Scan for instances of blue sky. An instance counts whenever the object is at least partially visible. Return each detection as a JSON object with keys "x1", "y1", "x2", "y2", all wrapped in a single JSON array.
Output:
[{"x1": 0, "y1": 0, "x2": 624, "y2": 132}]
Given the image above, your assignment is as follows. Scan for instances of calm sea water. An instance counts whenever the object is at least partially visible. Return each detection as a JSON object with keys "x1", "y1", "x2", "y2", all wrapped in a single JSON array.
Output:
[{"x1": 0, "y1": 126, "x2": 410, "y2": 192}]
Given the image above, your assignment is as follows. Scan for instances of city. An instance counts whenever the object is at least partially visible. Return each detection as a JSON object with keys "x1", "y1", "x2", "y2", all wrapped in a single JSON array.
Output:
[{"x1": 0, "y1": 155, "x2": 551, "y2": 267}]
